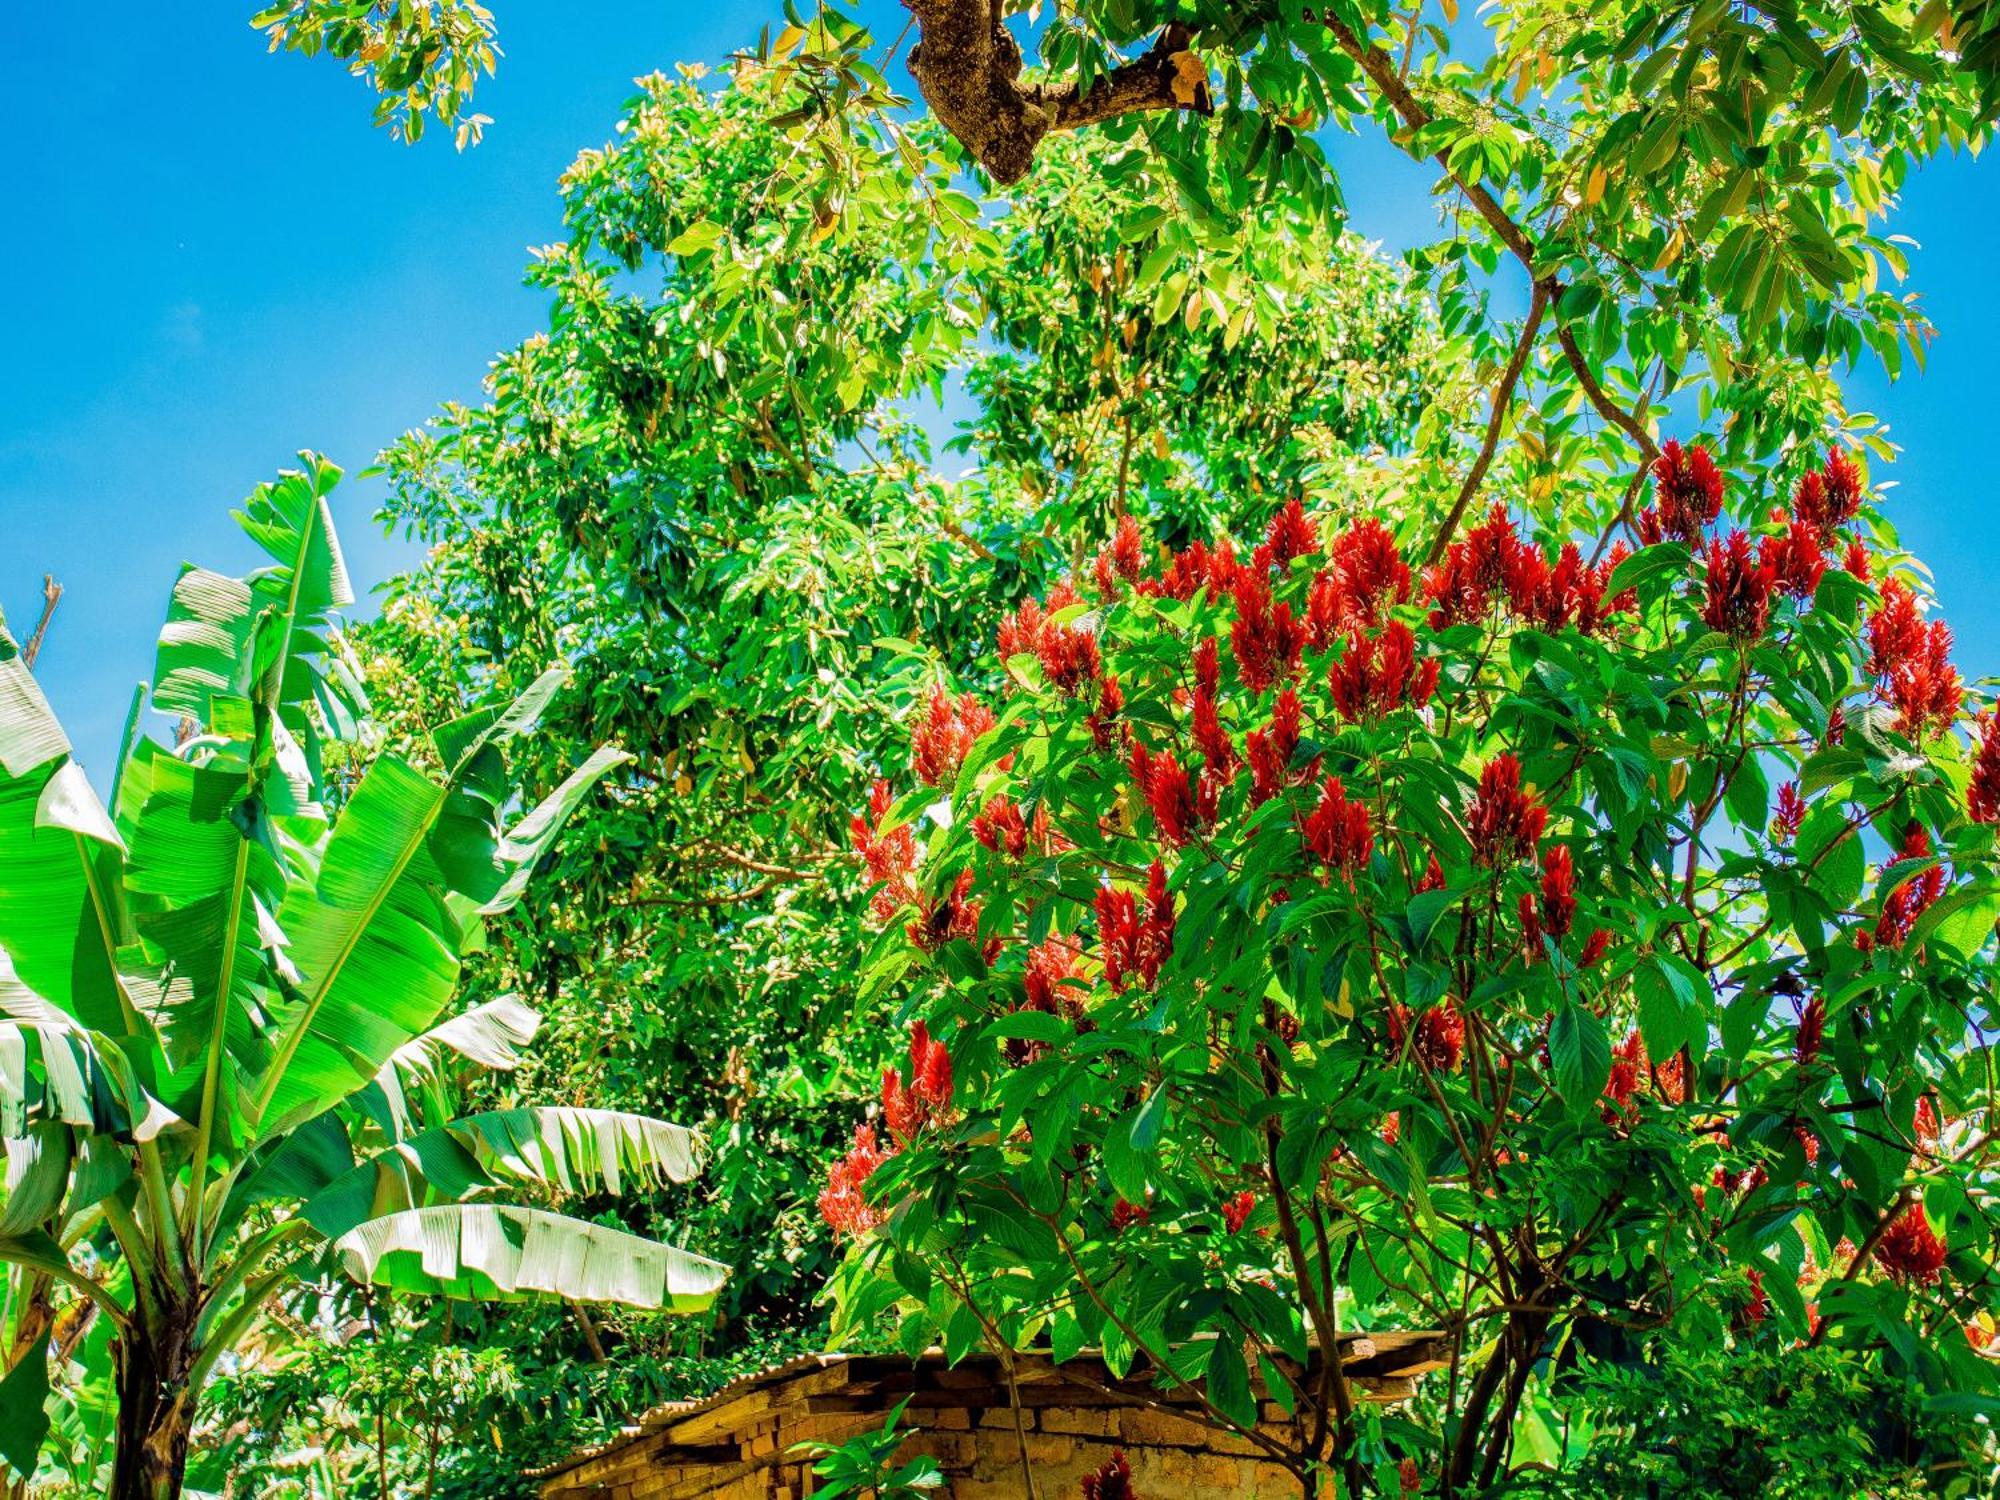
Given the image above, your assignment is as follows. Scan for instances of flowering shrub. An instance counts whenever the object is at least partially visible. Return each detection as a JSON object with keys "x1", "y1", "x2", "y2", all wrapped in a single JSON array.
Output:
[{"x1": 828, "y1": 449, "x2": 2000, "y2": 1494}]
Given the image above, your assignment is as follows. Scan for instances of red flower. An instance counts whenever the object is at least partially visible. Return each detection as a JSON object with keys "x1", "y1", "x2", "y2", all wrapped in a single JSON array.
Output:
[
  {"x1": 1221, "y1": 1191, "x2": 1257, "y2": 1233},
  {"x1": 1381, "y1": 1111, "x2": 1400, "y2": 1145},
  {"x1": 972, "y1": 796, "x2": 1029, "y2": 857},
  {"x1": 1266, "y1": 499, "x2": 1320, "y2": 566},
  {"x1": 1793, "y1": 449, "x2": 1864, "y2": 539},
  {"x1": 1773, "y1": 780, "x2": 1805, "y2": 843},
  {"x1": 1795, "y1": 993, "x2": 1825, "y2": 1065},
  {"x1": 1093, "y1": 515, "x2": 1147, "y2": 600},
  {"x1": 912, "y1": 687, "x2": 997, "y2": 786},
  {"x1": 1390, "y1": 1001, "x2": 1465, "y2": 1072},
  {"x1": 1398, "y1": 1456, "x2": 1422, "y2": 1495},
  {"x1": 882, "y1": 1022, "x2": 953, "y2": 1143},
  {"x1": 1305, "y1": 568, "x2": 1351, "y2": 650},
  {"x1": 818, "y1": 1122, "x2": 891, "y2": 1238},
  {"x1": 1580, "y1": 928, "x2": 1613, "y2": 966},
  {"x1": 1155, "y1": 538, "x2": 1240, "y2": 601},
  {"x1": 1194, "y1": 636, "x2": 1220, "y2": 700},
  {"x1": 1539, "y1": 844, "x2": 1576, "y2": 940},
  {"x1": 1109, "y1": 1200, "x2": 1150, "y2": 1235},
  {"x1": 1876, "y1": 1203, "x2": 1948, "y2": 1287},
  {"x1": 1466, "y1": 753, "x2": 1547, "y2": 867},
  {"x1": 1760, "y1": 516, "x2": 1827, "y2": 601},
  {"x1": 1865, "y1": 582, "x2": 1963, "y2": 738},
  {"x1": 1037, "y1": 619, "x2": 1103, "y2": 696},
  {"x1": 1329, "y1": 621, "x2": 1438, "y2": 722},
  {"x1": 850, "y1": 779, "x2": 916, "y2": 921},
  {"x1": 1082, "y1": 1449, "x2": 1138, "y2": 1500},
  {"x1": 1646, "y1": 439, "x2": 1725, "y2": 544},
  {"x1": 1192, "y1": 684, "x2": 1237, "y2": 778},
  {"x1": 1246, "y1": 687, "x2": 1309, "y2": 806},
  {"x1": 997, "y1": 581, "x2": 1081, "y2": 661},
  {"x1": 1915, "y1": 1094, "x2": 1940, "y2": 1148},
  {"x1": 1303, "y1": 774, "x2": 1373, "y2": 877},
  {"x1": 1096, "y1": 860, "x2": 1175, "y2": 993},
  {"x1": 1739, "y1": 1268, "x2": 1769, "y2": 1329},
  {"x1": 1971, "y1": 714, "x2": 2000, "y2": 824},
  {"x1": 1873, "y1": 823, "x2": 1944, "y2": 949},
  {"x1": 1230, "y1": 569, "x2": 1307, "y2": 693},
  {"x1": 1131, "y1": 745, "x2": 1208, "y2": 846},
  {"x1": 1843, "y1": 538, "x2": 1871, "y2": 580},
  {"x1": 1415, "y1": 852, "x2": 1446, "y2": 893},
  {"x1": 1330, "y1": 518, "x2": 1413, "y2": 621},
  {"x1": 907, "y1": 869, "x2": 998, "y2": 961},
  {"x1": 1088, "y1": 675, "x2": 1124, "y2": 752},
  {"x1": 1518, "y1": 890, "x2": 1543, "y2": 956},
  {"x1": 1700, "y1": 530, "x2": 1776, "y2": 641},
  {"x1": 1605, "y1": 1028, "x2": 1646, "y2": 1119}
]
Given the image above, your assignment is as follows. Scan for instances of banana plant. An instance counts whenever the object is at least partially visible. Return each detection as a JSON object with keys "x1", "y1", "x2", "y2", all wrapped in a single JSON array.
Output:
[{"x1": 0, "y1": 457, "x2": 726, "y2": 1500}]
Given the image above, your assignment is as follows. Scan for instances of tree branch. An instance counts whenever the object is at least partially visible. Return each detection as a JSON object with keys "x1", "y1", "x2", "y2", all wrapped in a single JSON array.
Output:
[
  {"x1": 21, "y1": 575, "x2": 61, "y2": 670},
  {"x1": 1426, "y1": 282, "x2": 1550, "y2": 565},
  {"x1": 1322, "y1": 15, "x2": 1660, "y2": 471},
  {"x1": 905, "y1": 3, "x2": 1208, "y2": 184}
]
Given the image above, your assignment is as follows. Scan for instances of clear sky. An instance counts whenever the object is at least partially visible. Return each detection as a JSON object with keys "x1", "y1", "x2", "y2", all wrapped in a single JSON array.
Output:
[{"x1": 2, "y1": 5, "x2": 1993, "y2": 781}]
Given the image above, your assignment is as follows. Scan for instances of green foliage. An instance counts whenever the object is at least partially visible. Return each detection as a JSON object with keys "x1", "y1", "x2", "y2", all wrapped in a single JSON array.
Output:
[
  {"x1": 792, "y1": 1396, "x2": 945, "y2": 1498},
  {"x1": 828, "y1": 447, "x2": 2000, "y2": 1493},
  {"x1": 0, "y1": 460, "x2": 719, "y2": 1498},
  {"x1": 253, "y1": 0, "x2": 498, "y2": 146}
]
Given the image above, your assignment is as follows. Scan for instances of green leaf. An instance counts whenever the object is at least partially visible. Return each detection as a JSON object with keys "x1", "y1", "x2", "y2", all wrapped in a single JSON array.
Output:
[
  {"x1": 331, "y1": 1204, "x2": 728, "y2": 1311},
  {"x1": 0, "y1": 1333, "x2": 50, "y2": 1482},
  {"x1": 1549, "y1": 1002, "x2": 1611, "y2": 1110},
  {"x1": 1204, "y1": 1331, "x2": 1256, "y2": 1429}
]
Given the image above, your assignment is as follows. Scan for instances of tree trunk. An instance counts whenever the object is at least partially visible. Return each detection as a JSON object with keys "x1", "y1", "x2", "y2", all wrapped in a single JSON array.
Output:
[{"x1": 107, "y1": 1322, "x2": 195, "y2": 1500}]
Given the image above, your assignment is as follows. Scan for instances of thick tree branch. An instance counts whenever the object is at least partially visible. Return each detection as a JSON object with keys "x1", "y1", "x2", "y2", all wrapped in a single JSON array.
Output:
[
  {"x1": 22, "y1": 574, "x2": 61, "y2": 669},
  {"x1": 906, "y1": 3, "x2": 1208, "y2": 184}
]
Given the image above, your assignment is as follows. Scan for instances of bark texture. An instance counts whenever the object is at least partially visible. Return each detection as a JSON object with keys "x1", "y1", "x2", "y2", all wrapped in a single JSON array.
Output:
[{"x1": 905, "y1": 1, "x2": 1209, "y2": 184}]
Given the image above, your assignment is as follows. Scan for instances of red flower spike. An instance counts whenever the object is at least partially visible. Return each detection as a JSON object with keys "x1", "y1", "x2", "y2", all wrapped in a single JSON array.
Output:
[
  {"x1": 1230, "y1": 569, "x2": 1307, "y2": 694},
  {"x1": 1135, "y1": 749, "x2": 1202, "y2": 846},
  {"x1": 911, "y1": 687, "x2": 997, "y2": 786},
  {"x1": 1649, "y1": 439, "x2": 1725, "y2": 544},
  {"x1": 1773, "y1": 781, "x2": 1805, "y2": 843},
  {"x1": 1739, "y1": 1268, "x2": 1769, "y2": 1329},
  {"x1": 1877, "y1": 1204, "x2": 1948, "y2": 1287},
  {"x1": 1096, "y1": 861, "x2": 1175, "y2": 993},
  {"x1": 1864, "y1": 581, "x2": 1962, "y2": 738},
  {"x1": 1539, "y1": 844, "x2": 1576, "y2": 940},
  {"x1": 1580, "y1": 929, "x2": 1613, "y2": 966},
  {"x1": 1037, "y1": 620, "x2": 1103, "y2": 696},
  {"x1": 1796, "y1": 449, "x2": 1864, "y2": 539},
  {"x1": 1191, "y1": 686, "x2": 1236, "y2": 778},
  {"x1": 882, "y1": 1022, "x2": 954, "y2": 1144},
  {"x1": 1517, "y1": 891, "x2": 1542, "y2": 957},
  {"x1": 1760, "y1": 516, "x2": 1827, "y2": 601},
  {"x1": 1381, "y1": 1111, "x2": 1400, "y2": 1145},
  {"x1": 1970, "y1": 714, "x2": 2000, "y2": 824},
  {"x1": 1701, "y1": 530, "x2": 1776, "y2": 641},
  {"x1": 1302, "y1": 774, "x2": 1373, "y2": 878},
  {"x1": 1415, "y1": 852, "x2": 1446, "y2": 894},
  {"x1": 1330, "y1": 518, "x2": 1412, "y2": 621},
  {"x1": 971, "y1": 796, "x2": 1029, "y2": 858},
  {"x1": 906, "y1": 869, "x2": 998, "y2": 961},
  {"x1": 1422, "y1": 542, "x2": 1488, "y2": 630},
  {"x1": 818, "y1": 1122, "x2": 891, "y2": 1238},
  {"x1": 1795, "y1": 994, "x2": 1825, "y2": 1065},
  {"x1": 1867, "y1": 578, "x2": 1928, "y2": 679},
  {"x1": 1389, "y1": 1001, "x2": 1465, "y2": 1072},
  {"x1": 1305, "y1": 568, "x2": 1350, "y2": 650},
  {"x1": 1082, "y1": 1450, "x2": 1138, "y2": 1500},
  {"x1": 850, "y1": 779, "x2": 917, "y2": 922},
  {"x1": 1088, "y1": 675, "x2": 1124, "y2": 752},
  {"x1": 1093, "y1": 515, "x2": 1147, "y2": 601},
  {"x1": 1109, "y1": 1199, "x2": 1150, "y2": 1235},
  {"x1": 1246, "y1": 687, "x2": 1306, "y2": 806},
  {"x1": 1873, "y1": 823, "x2": 1945, "y2": 949},
  {"x1": 1266, "y1": 499, "x2": 1320, "y2": 566},
  {"x1": 1604, "y1": 1028, "x2": 1647, "y2": 1119},
  {"x1": 1221, "y1": 1191, "x2": 1257, "y2": 1233},
  {"x1": 1466, "y1": 753, "x2": 1547, "y2": 867},
  {"x1": 1915, "y1": 1095, "x2": 1939, "y2": 1148},
  {"x1": 1194, "y1": 636, "x2": 1220, "y2": 701},
  {"x1": 1843, "y1": 538, "x2": 1871, "y2": 580}
]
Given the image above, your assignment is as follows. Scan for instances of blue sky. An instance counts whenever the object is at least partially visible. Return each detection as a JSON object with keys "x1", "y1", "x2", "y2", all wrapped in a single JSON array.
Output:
[{"x1": 2, "y1": 5, "x2": 1993, "y2": 780}]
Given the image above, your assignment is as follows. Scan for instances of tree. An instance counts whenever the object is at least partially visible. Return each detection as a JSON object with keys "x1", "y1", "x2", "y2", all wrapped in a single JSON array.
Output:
[
  {"x1": 0, "y1": 457, "x2": 726, "y2": 1500},
  {"x1": 824, "y1": 446, "x2": 2000, "y2": 1494}
]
